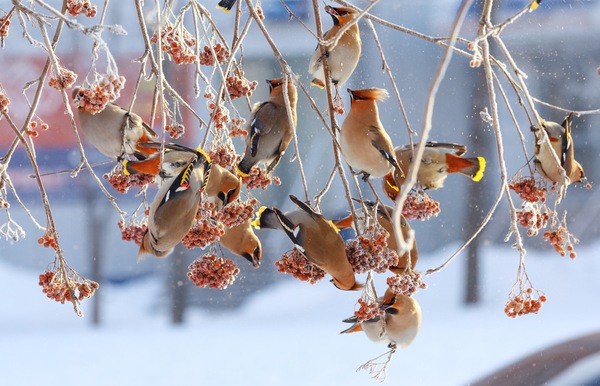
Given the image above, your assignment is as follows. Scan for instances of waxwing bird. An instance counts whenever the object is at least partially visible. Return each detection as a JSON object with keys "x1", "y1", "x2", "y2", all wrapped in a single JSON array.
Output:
[
  {"x1": 123, "y1": 143, "x2": 241, "y2": 210},
  {"x1": 341, "y1": 288, "x2": 421, "y2": 349},
  {"x1": 237, "y1": 78, "x2": 298, "y2": 176},
  {"x1": 308, "y1": 6, "x2": 361, "y2": 88},
  {"x1": 217, "y1": 0, "x2": 237, "y2": 12},
  {"x1": 334, "y1": 201, "x2": 418, "y2": 272},
  {"x1": 219, "y1": 220, "x2": 262, "y2": 268},
  {"x1": 72, "y1": 87, "x2": 159, "y2": 160},
  {"x1": 382, "y1": 142, "x2": 486, "y2": 200},
  {"x1": 532, "y1": 112, "x2": 585, "y2": 185},
  {"x1": 340, "y1": 88, "x2": 402, "y2": 181},
  {"x1": 252, "y1": 195, "x2": 362, "y2": 290},
  {"x1": 140, "y1": 153, "x2": 211, "y2": 257}
]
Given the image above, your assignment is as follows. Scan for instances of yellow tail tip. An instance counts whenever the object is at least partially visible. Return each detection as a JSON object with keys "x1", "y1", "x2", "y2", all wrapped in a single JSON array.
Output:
[
  {"x1": 122, "y1": 160, "x2": 131, "y2": 176},
  {"x1": 472, "y1": 156, "x2": 486, "y2": 182},
  {"x1": 235, "y1": 164, "x2": 249, "y2": 178},
  {"x1": 529, "y1": 1, "x2": 540, "y2": 11},
  {"x1": 328, "y1": 220, "x2": 340, "y2": 233},
  {"x1": 196, "y1": 147, "x2": 211, "y2": 163},
  {"x1": 251, "y1": 206, "x2": 267, "y2": 229},
  {"x1": 310, "y1": 79, "x2": 325, "y2": 89}
]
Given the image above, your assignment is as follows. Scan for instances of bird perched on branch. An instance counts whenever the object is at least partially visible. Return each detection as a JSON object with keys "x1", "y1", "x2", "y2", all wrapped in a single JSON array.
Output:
[
  {"x1": 237, "y1": 78, "x2": 298, "y2": 176},
  {"x1": 123, "y1": 144, "x2": 241, "y2": 210},
  {"x1": 72, "y1": 87, "x2": 159, "y2": 160},
  {"x1": 217, "y1": 0, "x2": 237, "y2": 12},
  {"x1": 340, "y1": 88, "x2": 402, "y2": 182},
  {"x1": 309, "y1": 5, "x2": 361, "y2": 89},
  {"x1": 139, "y1": 152, "x2": 211, "y2": 258},
  {"x1": 334, "y1": 201, "x2": 418, "y2": 273},
  {"x1": 219, "y1": 220, "x2": 262, "y2": 268},
  {"x1": 252, "y1": 195, "x2": 362, "y2": 291},
  {"x1": 382, "y1": 142, "x2": 486, "y2": 201},
  {"x1": 341, "y1": 288, "x2": 421, "y2": 349},
  {"x1": 531, "y1": 112, "x2": 586, "y2": 186}
]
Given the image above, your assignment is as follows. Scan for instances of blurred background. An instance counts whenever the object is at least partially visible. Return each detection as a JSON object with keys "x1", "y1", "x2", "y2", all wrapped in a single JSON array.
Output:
[{"x1": 1, "y1": 1, "x2": 600, "y2": 384}]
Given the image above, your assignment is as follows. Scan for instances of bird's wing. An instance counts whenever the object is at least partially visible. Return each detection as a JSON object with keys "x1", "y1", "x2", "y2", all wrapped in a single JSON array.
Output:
[{"x1": 249, "y1": 102, "x2": 277, "y2": 157}]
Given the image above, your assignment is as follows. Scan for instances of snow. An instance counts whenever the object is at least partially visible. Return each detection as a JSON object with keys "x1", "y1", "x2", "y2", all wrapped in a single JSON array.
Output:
[{"x1": 2, "y1": 242, "x2": 600, "y2": 386}]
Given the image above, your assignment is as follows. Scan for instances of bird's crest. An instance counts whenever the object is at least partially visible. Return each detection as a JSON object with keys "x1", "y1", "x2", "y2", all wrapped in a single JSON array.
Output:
[{"x1": 347, "y1": 88, "x2": 389, "y2": 102}]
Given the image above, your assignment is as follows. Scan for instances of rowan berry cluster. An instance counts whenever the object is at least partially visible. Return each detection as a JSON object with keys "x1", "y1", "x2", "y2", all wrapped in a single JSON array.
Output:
[
  {"x1": 208, "y1": 103, "x2": 230, "y2": 130},
  {"x1": 543, "y1": 226, "x2": 578, "y2": 259},
  {"x1": 0, "y1": 89, "x2": 9, "y2": 114},
  {"x1": 354, "y1": 298, "x2": 384, "y2": 323},
  {"x1": 346, "y1": 226, "x2": 399, "y2": 274},
  {"x1": 49, "y1": 66, "x2": 77, "y2": 90},
  {"x1": 402, "y1": 189, "x2": 440, "y2": 221},
  {"x1": 217, "y1": 198, "x2": 258, "y2": 228},
  {"x1": 151, "y1": 24, "x2": 198, "y2": 65},
  {"x1": 255, "y1": 4, "x2": 265, "y2": 20},
  {"x1": 241, "y1": 167, "x2": 281, "y2": 190},
  {"x1": 187, "y1": 253, "x2": 240, "y2": 289},
  {"x1": 227, "y1": 118, "x2": 248, "y2": 137},
  {"x1": 73, "y1": 74, "x2": 126, "y2": 114},
  {"x1": 516, "y1": 202, "x2": 549, "y2": 237},
  {"x1": 26, "y1": 120, "x2": 49, "y2": 138},
  {"x1": 103, "y1": 164, "x2": 155, "y2": 194},
  {"x1": 165, "y1": 122, "x2": 185, "y2": 139},
  {"x1": 199, "y1": 43, "x2": 230, "y2": 66},
  {"x1": 182, "y1": 204, "x2": 225, "y2": 249},
  {"x1": 333, "y1": 93, "x2": 345, "y2": 115},
  {"x1": 209, "y1": 142, "x2": 238, "y2": 168},
  {"x1": 0, "y1": 14, "x2": 10, "y2": 38},
  {"x1": 118, "y1": 219, "x2": 147, "y2": 246},
  {"x1": 39, "y1": 269, "x2": 99, "y2": 304},
  {"x1": 67, "y1": 0, "x2": 98, "y2": 17},
  {"x1": 226, "y1": 70, "x2": 258, "y2": 99},
  {"x1": 275, "y1": 249, "x2": 325, "y2": 284},
  {"x1": 386, "y1": 270, "x2": 427, "y2": 297},
  {"x1": 509, "y1": 176, "x2": 546, "y2": 203},
  {"x1": 38, "y1": 232, "x2": 58, "y2": 250},
  {"x1": 504, "y1": 288, "x2": 547, "y2": 318}
]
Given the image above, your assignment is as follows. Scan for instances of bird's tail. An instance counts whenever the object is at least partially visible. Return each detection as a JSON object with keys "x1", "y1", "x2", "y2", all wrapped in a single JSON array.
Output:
[
  {"x1": 217, "y1": 0, "x2": 237, "y2": 12},
  {"x1": 236, "y1": 158, "x2": 254, "y2": 177},
  {"x1": 446, "y1": 154, "x2": 486, "y2": 181},
  {"x1": 251, "y1": 206, "x2": 279, "y2": 230}
]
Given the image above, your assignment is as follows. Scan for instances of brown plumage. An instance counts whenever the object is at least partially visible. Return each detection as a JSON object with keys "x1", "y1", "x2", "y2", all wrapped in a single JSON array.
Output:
[
  {"x1": 72, "y1": 87, "x2": 159, "y2": 160},
  {"x1": 219, "y1": 220, "x2": 262, "y2": 268},
  {"x1": 340, "y1": 88, "x2": 402, "y2": 181},
  {"x1": 237, "y1": 78, "x2": 298, "y2": 176},
  {"x1": 252, "y1": 195, "x2": 362, "y2": 291},
  {"x1": 140, "y1": 153, "x2": 211, "y2": 258},
  {"x1": 532, "y1": 113, "x2": 585, "y2": 185},
  {"x1": 308, "y1": 6, "x2": 361, "y2": 88},
  {"x1": 382, "y1": 142, "x2": 486, "y2": 200},
  {"x1": 341, "y1": 288, "x2": 421, "y2": 348}
]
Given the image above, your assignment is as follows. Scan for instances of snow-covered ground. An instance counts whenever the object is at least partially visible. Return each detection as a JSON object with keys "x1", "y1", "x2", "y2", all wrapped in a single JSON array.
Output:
[{"x1": 2, "y1": 242, "x2": 599, "y2": 386}]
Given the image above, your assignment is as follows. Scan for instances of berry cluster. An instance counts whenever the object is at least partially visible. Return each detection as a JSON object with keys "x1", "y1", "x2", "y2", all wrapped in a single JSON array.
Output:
[
  {"x1": 199, "y1": 43, "x2": 230, "y2": 66},
  {"x1": 402, "y1": 189, "x2": 440, "y2": 221},
  {"x1": 467, "y1": 41, "x2": 483, "y2": 68},
  {"x1": 103, "y1": 164, "x2": 155, "y2": 194},
  {"x1": 209, "y1": 142, "x2": 238, "y2": 168},
  {"x1": 165, "y1": 122, "x2": 185, "y2": 139},
  {"x1": 67, "y1": 0, "x2": 98, "y2": 17},
  {"x1": 0, "y1": 14, "x2": 11, "y2": 39},
  {"x1": 227, "y1": 118, "x2": 248, "y2": 137},
  {"x1": 216, "y1": 198, "x2": 258, "y2": 228},
  {"x1": 38, "y1": 232, "x2": 59, "y2": 250},
  {"x1": 346, "y1": 226, "x2": 399, "y2": 274},
  {"x1": 543, "y1": 226, "x2": 578, "y2": 259},
  {"x1": 516, "y1": 202, "x2": 549, "y2": 237},
  {"x1": 26, "y1": 120, "x2": 49, "y2": 138},
  {"x1": 354, "y1": 298, "x2": 384, "y2": 323},
  {"x1": 39, "y1": 270, "x2": 99, "y2": 304},
  {"x1": 0, "y1": 197, "x2": 9, "y2": 209},
  {"x1": 182, "y1": 205, "x2": 225, "y2": 249},
  {"x1": 509, "y1": 176, "x2": 546, "y2": 203},
  {"x1": 256, "y1": 4, "x2": 265, "y2": 20},
  {"x1": 118, "y1": 219, "x2": 147, "y2": 246},
  {"x1": 504, "y1": 288, "x2": 547, "y2": 318},
  {"x1": 187, "y1": 254, "x2": 240, "y2": 289},
  {"x1": 151, "y1": 24, "x2": 198, "y2": 65},
  {"x1": 0, "y1": 89, "x2": 9, "y2": 114},
  {"x1": 208, "y1": 102, "x2": 230, "y2": 130},
  {"x1": 333, "y1": 93, "x2": 345, "y2": 115},
  {"x1": 49, "y1": 66, "x2": 78, "y2": 90},
  {"x1": 73, "y1": 74, "x2": 126, "y2": 114},
  {"x1": 386, "y1": 270, "x2": 427, "y2": 297},
  {"x1": 275, "y1": 249, "x2": 325, "y2": 284},
  {"x1": 226, "y1": 70, "x2": 258, "y2": 99},
  {"x1": 241, "y1": 167, "x2": 281, "y2": 190}
]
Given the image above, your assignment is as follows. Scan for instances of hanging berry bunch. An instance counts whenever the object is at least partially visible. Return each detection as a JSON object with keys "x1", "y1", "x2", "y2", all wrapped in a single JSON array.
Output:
[
  {"x1": 73, "y1": 73, "x2": 126, "y2": 114},
  {"x1": 275, "y1": 249, "x2": 326, "y2": 284},
  {"x1": 346, "y1": 225, "x2": 399, "y2": 274},
  {"x1": 386, "y1": 269, "x2": 427, "y2": 297},
  {"x1": 67, "y1": 0, "x2": 98, "y2": 17},
  {"x1": 241, "y1": 166, "x2": 281, "y2": 190},
  {"x1": 402, "y1": 188, "x2": 440, "y2": 221},
  {"x1": 103, "y1": 163, "x2": 155, "y2": 194},
  {"x1": 151, "y1": 22, "x2": 198, "y2": 65},
  {"x1": 187, "y1": 253, "x2": 240, "y2": 289}
]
